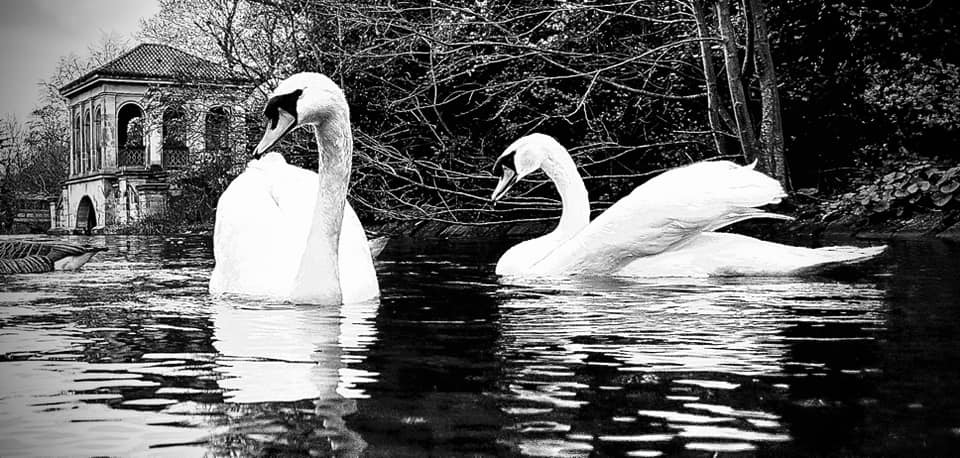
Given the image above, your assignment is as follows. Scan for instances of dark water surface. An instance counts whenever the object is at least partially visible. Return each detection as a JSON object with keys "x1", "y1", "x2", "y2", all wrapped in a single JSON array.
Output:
[{"x1": 1, "y1": 235, "x2": 959, "y2": 457}]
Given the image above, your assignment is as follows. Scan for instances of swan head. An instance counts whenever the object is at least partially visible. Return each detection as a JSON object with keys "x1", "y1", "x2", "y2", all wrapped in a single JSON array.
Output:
[
  {"x1": 253, "y1": 72, "x2": 348, "y2": 158},
  {"x1": 491, "y1": 133, "x2": 560, "y2": 202}
]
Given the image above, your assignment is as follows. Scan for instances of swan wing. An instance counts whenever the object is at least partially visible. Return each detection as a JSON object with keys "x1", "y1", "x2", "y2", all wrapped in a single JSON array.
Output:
[
  {"x1": 367, "y1": 236, "x2": 389, "y2": 259},
  {"x1": 210, "y1": 153, "x2": 380, "y2": 301},
  {"x1": 338, "y1": 203, "x2": 381, "y2": 302},
  {"x1": 0, "y1": 254, "x2": 54, "y2": 274},
  {"x1": 618, "y1": 232, "x2": 886, "y2": 277},
  {"x1": 210, "y1": 156, "x2": 299, "y2": 296},
  {"x1": 261, "y1": 155, "x2": 380, "y2": 302},
  {"x1": 0, "y1": 240, "x2": 105, "y2": 273},
  {"x1": 529, "y1": 161, "x2": 788, "y2": 275}
]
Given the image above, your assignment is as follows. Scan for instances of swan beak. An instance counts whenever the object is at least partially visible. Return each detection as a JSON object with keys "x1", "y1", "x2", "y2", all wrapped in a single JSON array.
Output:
[
  {"x1": 491, "y1": 168, "x2": 518, "y2": 202},
  {"x1": 253, "y1": 108, "x2": 298, "y2": 158}
]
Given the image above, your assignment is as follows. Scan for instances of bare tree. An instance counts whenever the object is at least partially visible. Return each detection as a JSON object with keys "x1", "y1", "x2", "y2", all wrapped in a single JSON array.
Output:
[
  {"x1": 140, "y1": 0, "x2": 785, "y2": 228},
  {"x1": 687, "y1": 0, "x2": 788, "y2": 187},
  {"x1": 747, "y1": 0, "x2": 788, "y2": 186}
]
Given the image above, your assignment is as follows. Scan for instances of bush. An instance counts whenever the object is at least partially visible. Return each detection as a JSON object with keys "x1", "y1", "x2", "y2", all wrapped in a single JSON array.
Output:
[{"x1": 824, "y1": 159, "x2": 960, "y2": 219}]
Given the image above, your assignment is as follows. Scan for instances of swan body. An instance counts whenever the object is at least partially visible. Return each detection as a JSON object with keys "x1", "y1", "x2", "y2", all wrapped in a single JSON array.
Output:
[
  {"x1": 210, "y1": 153, "x2": 378, "y2": 302},
  {"x1": 210, "y1": 73, "x2": 379, "y2": 304},
  {"x1": 491, "y1": 134, "x2": 885, "y2": 277},
  {"x1": 0, "y1": 240, "x2": 106, "y2": 274}
]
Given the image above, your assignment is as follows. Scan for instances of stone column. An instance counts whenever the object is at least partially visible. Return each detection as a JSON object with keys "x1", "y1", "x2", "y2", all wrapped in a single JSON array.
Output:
[
  {"x1": 189, "y1": 101, "x2": 205, "y2": 157},
  {"x1": 86, "y1": 99, "x2": 94, "y2": 173},
  {"x1": 147, "y1": 110, "x2": 163, "y2": 167},
  {"x1": 48, "y1": 200, "x2": 57, "y2": 229},
  {"x1": 68, "y1": 105, "x2": 76, "y2": 177},
  {"x1": 103, "y1": 94, "x2": 118, "y2": 169}
]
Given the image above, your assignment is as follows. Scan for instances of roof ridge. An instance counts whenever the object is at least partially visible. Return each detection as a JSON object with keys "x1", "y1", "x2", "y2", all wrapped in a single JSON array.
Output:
[
  {"x1": 141, "y1": 42, "x2": 233, "y2": 72},
  {"x1": 95, "y1": 43, "x2": 145, "y2": 72}
]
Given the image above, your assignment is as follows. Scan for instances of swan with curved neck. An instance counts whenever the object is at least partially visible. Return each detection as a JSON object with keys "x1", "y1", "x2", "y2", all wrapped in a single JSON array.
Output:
[
  {"x1": 210, "y1": 73, "x2": 379, "y2": 304},
  {"x1": 491, "y1": 134, "x2": 885, "y2": 277}
]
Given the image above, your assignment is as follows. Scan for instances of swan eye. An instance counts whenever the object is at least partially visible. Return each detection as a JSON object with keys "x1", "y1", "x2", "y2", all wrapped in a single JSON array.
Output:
[
  {"x1": 493, "y1": 151, "x2": 517, "y2": 177},
  {"x1": 263, "y1": 89, "x2": 303, "y2": 129}
]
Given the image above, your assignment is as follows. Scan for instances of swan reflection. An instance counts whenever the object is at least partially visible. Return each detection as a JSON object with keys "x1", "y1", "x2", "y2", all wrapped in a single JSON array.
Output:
[
  {"x1": 209, "y1": 298, "x2": 379, "y2": 455},
  {"x1": 493, "y1": 275, "x2": 886, "y2": 455}
]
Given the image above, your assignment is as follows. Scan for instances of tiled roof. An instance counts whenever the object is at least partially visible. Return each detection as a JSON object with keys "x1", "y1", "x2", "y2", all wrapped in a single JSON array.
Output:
[{"x1": 60, "y1": 43, "x2": 250, "y2": 94}]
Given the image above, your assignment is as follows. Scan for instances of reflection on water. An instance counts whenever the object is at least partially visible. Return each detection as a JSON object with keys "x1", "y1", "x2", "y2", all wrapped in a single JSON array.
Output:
[
  {"x1": 489, "y1": 277, "x2": 883, "y2": 457},
  {"x1": 1, "y1": 235, "x2": 960, "y2": 456}
]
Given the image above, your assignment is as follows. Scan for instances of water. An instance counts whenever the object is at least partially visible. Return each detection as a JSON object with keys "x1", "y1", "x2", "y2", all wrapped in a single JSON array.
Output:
[{"x1": 1, "y1": 235, "x2": 959, "y2": 456}]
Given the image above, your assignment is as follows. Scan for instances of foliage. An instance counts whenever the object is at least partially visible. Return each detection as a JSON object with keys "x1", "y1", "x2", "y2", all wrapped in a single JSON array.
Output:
[
  {"x1": 824, "y1": 159, "x2": 960, "y2": 220},
  {"x1": 165, "y1": 146, "x2": 247, "y2": 229},
  {"x1": 0, "y1": 115, "x2": 53, "y2": 233},
  {"x1": 768, "y1": 1, "x2": 960, "y2": 189},
  {"x1": 26, "y1": 1, "x2": 960, "y2": 232},
  {"x1": 863, "y1": 53, "x2": 960, "y2": 146},
  {"x1": 141, "y1": 0, "x2": 724, "y2": 226}
]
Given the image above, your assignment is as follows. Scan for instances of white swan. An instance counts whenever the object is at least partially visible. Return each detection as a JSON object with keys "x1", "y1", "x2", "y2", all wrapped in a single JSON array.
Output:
[
  {"x1": 210, "y1": 73, "x2": 379, "y2": 304},
  {"x1": 491, "y1": 134, "x2": 885, "y2": 277}
]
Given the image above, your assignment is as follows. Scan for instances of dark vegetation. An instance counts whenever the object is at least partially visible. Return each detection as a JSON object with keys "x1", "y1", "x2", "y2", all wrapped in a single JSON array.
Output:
[{"x1": 2, "y1": 1, "x2": 957, "y2": 235}]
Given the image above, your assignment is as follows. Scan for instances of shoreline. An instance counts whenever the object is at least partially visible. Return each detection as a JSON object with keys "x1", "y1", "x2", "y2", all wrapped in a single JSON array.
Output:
[{"x1": 34, "y1": 202, "x2": 960, "y2": 242}]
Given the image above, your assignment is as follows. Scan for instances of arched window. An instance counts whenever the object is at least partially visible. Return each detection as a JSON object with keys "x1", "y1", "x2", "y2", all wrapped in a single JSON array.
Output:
[
  {"x1": 162, "y1": 106, "x2": 188, "y2": 168},
  {"x1": 82, "y1": 109, "x2": 91, "y2": 172},
  {"x1": 94, "y1": 107, "x2": 103, "y2": 170},
  {"x1": 162, "y1": 106, "x2": 186, "y2": 147},
  {"x1": 117, "y1": 103, "x2": 145, "y2": 167},
  {"x1": 205, "y1": 106, "x2": 230, "y2": 153}
]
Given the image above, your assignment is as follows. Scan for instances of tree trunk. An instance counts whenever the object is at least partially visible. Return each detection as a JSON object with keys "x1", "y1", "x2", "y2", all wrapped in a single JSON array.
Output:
[
  {"x1": 748, "y1": 0, "x2": 789, "y2": 188},
  {"x1": 715, "y1": 0, "x2": 764, "y2": 168},
  {"x1": 691, "y1": 0, "x2": 730, "y2": 157}
]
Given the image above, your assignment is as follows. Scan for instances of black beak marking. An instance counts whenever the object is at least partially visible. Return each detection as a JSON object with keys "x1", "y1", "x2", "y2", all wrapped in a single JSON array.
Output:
[
  {"x1": 493, "y1": 150, "x2": 517, "y2": 177},
  {"x1": 263, "y1": 89, "x2": 302, "y2": 129}
]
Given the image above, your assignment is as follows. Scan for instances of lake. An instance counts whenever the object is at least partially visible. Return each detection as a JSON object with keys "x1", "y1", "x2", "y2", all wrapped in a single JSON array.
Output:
[{"x1": 1, "y1": 234, "x2": 959, "y2": 456}]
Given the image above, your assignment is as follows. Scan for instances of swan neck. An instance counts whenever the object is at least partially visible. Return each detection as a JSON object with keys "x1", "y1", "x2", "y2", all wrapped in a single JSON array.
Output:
[
  {"x1": 293, "y1": 108, "x2": 352, "y2": 303},
  {"x1": 541, "y1": 148, "x2": 589, "y2": 236}
]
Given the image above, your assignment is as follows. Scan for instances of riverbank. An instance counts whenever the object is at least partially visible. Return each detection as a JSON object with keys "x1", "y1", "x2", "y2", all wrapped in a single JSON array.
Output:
[
  {"x1": 373, "y1": 193, "x2": 960, "y2": 242},
  {"x1": 371, "y1": 213, "x2": 960, "y2": 242},
  {"x1": 38, "y1": 194, "x2": 960, "y2": 242}
]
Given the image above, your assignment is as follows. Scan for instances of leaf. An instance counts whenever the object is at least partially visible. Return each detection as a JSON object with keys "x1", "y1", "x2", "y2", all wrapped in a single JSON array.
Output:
[
  {"x1": 906, "y1": 163, "x2": 929, "y2": 173},
  {"x1": 918, "y1": 180, "x2": 931, "y2": 191},
  {"x1": 943, "y1": 166, "x2": 960, "y2": 180},
  {"x1": 940, "y1": 179, "x2": 959, "y2": 194},
  {"x1": 894, "y1": 188, "x2": 910, "y2": 198},
  {"x1": 882, "y1": 172, "x2": 898, "y2": 183},
  {"x1": 932, "y1": 193, "x2": 953, "y2": 207}
]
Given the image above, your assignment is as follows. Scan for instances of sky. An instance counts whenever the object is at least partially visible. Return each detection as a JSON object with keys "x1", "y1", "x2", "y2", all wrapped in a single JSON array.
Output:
[{"x1": 0, "y1": 0, "x2": 160, "y2": 123}]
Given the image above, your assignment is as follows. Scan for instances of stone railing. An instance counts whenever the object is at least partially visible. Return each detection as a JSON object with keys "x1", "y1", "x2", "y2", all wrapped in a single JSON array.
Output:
[
  {"x1": 162, "y1": 146, "x2": 190, "y2": 169},
  {"x1": 118, "y1": 146, "x2": 147, "y2": 168}
]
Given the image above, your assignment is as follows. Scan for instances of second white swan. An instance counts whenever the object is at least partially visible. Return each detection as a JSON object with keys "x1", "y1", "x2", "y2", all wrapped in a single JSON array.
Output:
[{"x1": 491, "y1": 134, "x2": 885, "y2": 277}]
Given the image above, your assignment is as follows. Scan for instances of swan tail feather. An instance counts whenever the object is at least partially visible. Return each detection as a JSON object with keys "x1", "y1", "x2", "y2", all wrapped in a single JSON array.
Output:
[
  {"x1": 368, "y1": 236, "x2": 389, "y2": 259},
  {"x1": 781, "y1": 244, "x2": 887, "y2": 276},
  {"x1": 0, "y1": 255, "x2": 54, "y2": 274},
  {"x1": 705, "y1": 210, "x2": 795, "y2": 232}
]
